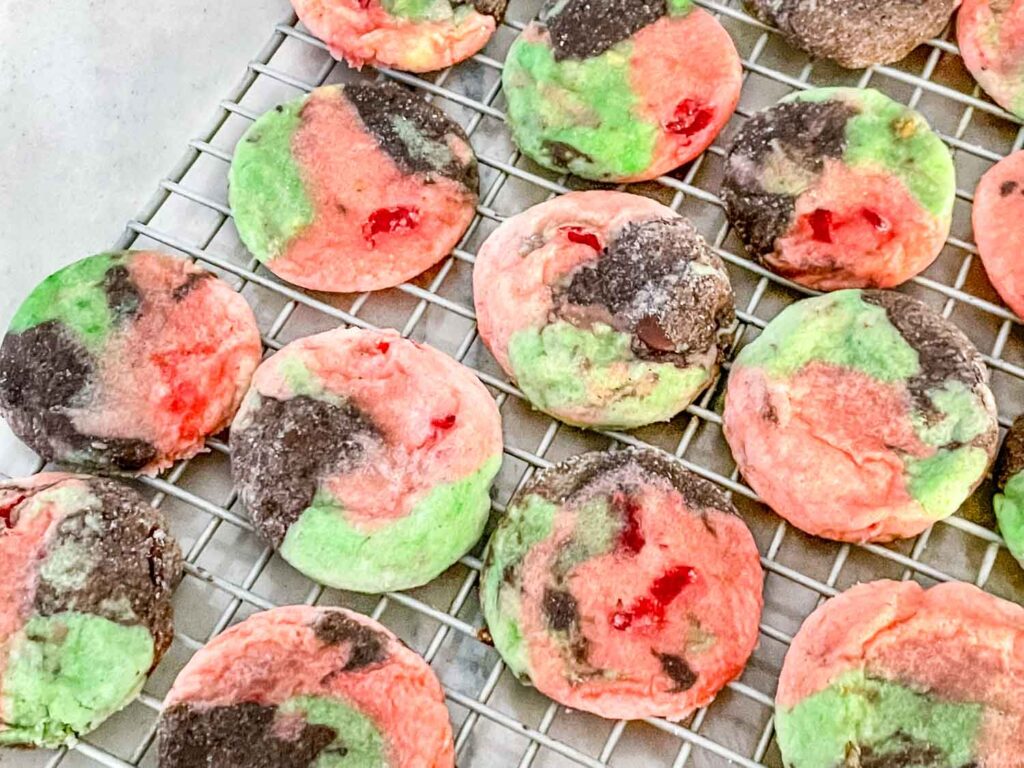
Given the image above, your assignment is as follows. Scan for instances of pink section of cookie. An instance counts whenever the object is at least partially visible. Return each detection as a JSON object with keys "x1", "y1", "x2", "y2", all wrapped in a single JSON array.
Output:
[
  {"x1": 973, "y1": 150, "x2": 1024, "y2": 319},
  {"x1": 630, "y1": 9, "x2": 742, "y2": 177},
  {"x1": 771, "y1": 162, "x2": 944, "y2": 290},
  {"x1": 165, "y1": 605, "x2": 454, "y2": 767},
  {"x1": 236, "y1": 327, "x2": 501, "y2": 528},
  {"x1": 292, "y1": 0, "x2": 498, "y2": 72},
  {"x1": 270, "y1": 88, "x2": 476, "y2": 293},
  {"x1": 474, "y1": 191, "x2": 676, "y2": 372},
  {"x1": 69, "y1": 253, "x2": 262, "y2": 472},
  {"x1": 724, "y1": 362, "x2": 935, "y2": 542},
  {"x1": 517, "y1": 485, "x2": 762, "y2": 720}
]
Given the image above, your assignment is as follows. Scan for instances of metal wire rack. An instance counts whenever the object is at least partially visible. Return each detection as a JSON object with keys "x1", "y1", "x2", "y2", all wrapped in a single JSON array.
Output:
[{"x1": 5, "y1": 0, "x2": 1024, "y2": 766}]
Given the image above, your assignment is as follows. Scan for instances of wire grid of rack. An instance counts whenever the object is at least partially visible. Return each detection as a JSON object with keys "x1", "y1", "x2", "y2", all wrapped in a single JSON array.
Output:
[{"x1": 5, "y1": 1, "x2": 1024, "y2": 766}]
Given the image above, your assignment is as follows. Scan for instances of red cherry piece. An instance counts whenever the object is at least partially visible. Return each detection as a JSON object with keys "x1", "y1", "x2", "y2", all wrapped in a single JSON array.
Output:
[
  {"x1": 665, "y1": 99, "x2": 714, "y2": 137},
  {"x1": 376, "y1": 341, "x2": 390, "y2": 354},
  {"x1": 561, "y1": 226, "x2": 602, "y2": 251},
  {"x1": 609, "y1": 565, "x2": 697, "y2": 630},
  {"x1": 861, "y1": 208, "x2": 891, "y2": 233},
  {"x1": 0, "y1": 495, "x2": 24, "y2": 529},
  {"x1": 808, "y1": 208, "x2": 834, "y2": 243},
  {"x1": 613, "y1": 492, "x2": 646, "y2": 555},
  {"x1": 431, "y1": 414, "x2": 457, "y2": 430},
  {"x1": 358, "y1": 0, "x2": 371, "y2": 8},
  {"x1": 363, "y1": 206, "x2": 420, "y2": 245}
]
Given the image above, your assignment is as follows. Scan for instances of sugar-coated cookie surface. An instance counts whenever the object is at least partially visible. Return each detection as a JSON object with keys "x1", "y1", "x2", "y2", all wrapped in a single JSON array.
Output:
[
  {"x1": 230, "y1": 328, "x2": 502, "y2": 593},
  {"x1": 722, "y1": 87, "x2": 955, "y2": 291},
  {"x1": 959, "y1": 0, "x2": 1024, "y2": 118},
  {"x1": 159, "y1": 605, "x2": 454, "y2": 767},
  {"x1": 230, "y1": 82, "x2": 478, "y2": 292},
  {"x1": 502, "y1": 0, "x2": 741, "y2": 182},
  {"x1": 474, "y1": 191, "x2": 734, "y2": 430},
  {"x1": 972, "y1": 150, "x2": 1024, "y2": 319},
  {"x1": 723, "y1": 290, "x2": 998, "y2": 542},
  {"x1": 0, "y1": 251, "x2": 262, "y2": 474},
  {"x1": 0, "y1": 473, "x2": 182, "y2": 747},
  {"x1": 292, "y1": 0, "x2": 506, "y2": 72},
  {"x1": 776, "y1": 580, "x2": 1024, "y2": 768},
  {"x1": 746, "y1": 0, "x2": 959, "y2": 69},
  {"x1": 481, "y1": 448, "x2": 763, "y2": 721}
]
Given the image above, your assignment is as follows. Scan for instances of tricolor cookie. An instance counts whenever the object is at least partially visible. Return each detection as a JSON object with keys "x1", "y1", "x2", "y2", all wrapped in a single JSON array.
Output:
[
  {"x1": 724, "y1": 290, "x2": 998, "y2": 542},
  {"x1": 0, "y1": 251, "x2": 262, "y2": 474},
  {"x1": 995, "y1": 415, "x2": 1024, "y2": 568},
  {"x1": 159, "y1": 606, "x2": 454, "y2": 767},
  {"x1": 502, "y1": 0, "x2": 742, "y2": 182},
  {"x1": 722, "y1": 87, "x2": 955, "y2": 290},
  {"x1": 473, "y1": 191, "x2": 735, "y2": 430},
  {"x1": 1, "y1": 473, "x2": 182, "y2": 747},
  {"x1": 972, "y1": 150, "x2": 1024, "y2": 319},
  {"x1": 959, "y1": 0, "x2": 1024, "y2": 118},
  {"x1": 776, "y1": 580, "x2": 1024, "y2": 768},
  {"x1": 230, "y1": 82, "x2": 478, "y2": 292},
  {"x1": 481, "y1": 448, "x2": 763, "y2": 720},
  {"x1": 746, "y1": 0, "x2": 959, "y2": 69},
  {"x1": 292, "y1": 0, "x2": 507, "y2": 72},
  {"x1": 230, "y1": 328, "x2": 502, "y2": 593}
]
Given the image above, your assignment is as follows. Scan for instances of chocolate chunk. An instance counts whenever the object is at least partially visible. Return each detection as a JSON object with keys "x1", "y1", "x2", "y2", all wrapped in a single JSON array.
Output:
[
  {"x1": 1000, "y1": 180, "x2": 1019, "y2": 197},
  {"x1": 656, "y1": 652, "x2": 698, "y2": 692},
  {"x1": 526, "y1": 447, "x2": 737, "y2": 518},
  {"x1": 543, "y1": 0, "x2": 667, "y2": 61},
  {"x1": 172, "y1": 271, "x2": 214, "y2": 301},
  {"x1": 231, "y1": 395, "x2": 379, "y2": 547},
  {"x1": 32, "y1": 476, "x2": 183, "y2": 658},
  {"x1": 0, "y1": 321, "x2": 159, "y2": 471},
  {"x1": 159, "y1": 702, "x2": 336, "y2": 768},
  {"x1": 997, "y1": 415, "x2": 1024, "y2": 490},
  {"x1": 313, "y1": 611, "x2": 389, "y2": 671},
  {"x1": 553, "y1": 217, "x2": 735, "y2": 365},
  {"x1": 104, "y1": 264, "x2": 142, "y2": 322},
  {"x1": 456, "y1": 0, "x2": 508, "y2": 20},
  {"x1": 543, "y1": 140, "x2": 593, "y2": 168},
  {"x1": 344, "y1": 82, "x2": 478, "y2": 192},
  {"x1": 722, "y1": 99, "x2": 856, "y2": 261},
  {"x1": 856, "y1": 731, "x2": 953, "y2": 768},
  {"x1": 860, "y1": 291, "x2": 996, "y2": 454},
  {"x1": 543, "y1": 587, "x2": 580, "y2": 632}
]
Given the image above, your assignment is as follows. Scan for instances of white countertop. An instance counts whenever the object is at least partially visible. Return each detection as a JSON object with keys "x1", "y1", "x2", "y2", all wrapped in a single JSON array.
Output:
[{"x1": 0, "y1": 0, "x2": 292, "y2": 330}]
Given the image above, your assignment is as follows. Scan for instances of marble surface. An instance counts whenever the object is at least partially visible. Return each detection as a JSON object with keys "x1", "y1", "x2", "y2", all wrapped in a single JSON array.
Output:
[{"x1": 0, "y1": 0, "x2": 292, "y2": 330}]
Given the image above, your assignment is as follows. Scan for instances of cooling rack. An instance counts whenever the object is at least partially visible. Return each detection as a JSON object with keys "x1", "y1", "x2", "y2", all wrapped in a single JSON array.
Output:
[{"x1": 5, "y1": 1, "x2": 1024, "y2": 766}]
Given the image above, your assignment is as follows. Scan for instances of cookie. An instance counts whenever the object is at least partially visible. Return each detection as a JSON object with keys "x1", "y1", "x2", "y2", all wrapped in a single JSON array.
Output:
[
  {"x1": 230, "y1": 82, "x2": 478, "y2": 292},
  {"x1": 230, "y1": 328, "x2": 502, "y2": 593},
  {"x1": 746, "y1": 0, "x2": 958, "y2": 69},
  {"x1": 480, "y1": 448, "x2": 763, "y2": 720},
  {"x1": 995, "y1": 415, "x2": 1024, "y2": 567},
  {"x1": 959, "y1": 0, "x2": 1024, "y2": 118},
  {"x1": 0, "y1": 251, "x2": 262, "y2": 474},
  {"x1": 502, "y1": 0, "x2": 742, "y2": 182},
  {"x1": 0, "y1": 473, "x2": 183, "y2": 747},
  {"x1": 159, "y1": 605, "x2": 454, "y2": 767},
  {"x1": 723, "y1": 289, "x2": 998, "y2": 542},
  {"x1": 474, "y1": 191, "x2": 735, "y2": 430},
  {"x1": 292, "y1": 0, "x2": 506, "y2": 72},
  {"x1": 972, "y1": 150, "x2": 1024, "y2": 319},
  {"x1": 722, "y1": 87, "x2": 955, "y2": 291},
  {"x1": 776, "y1": 580, "x2": 1024, "y2": 768}
]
